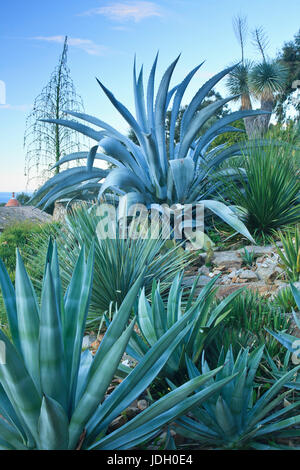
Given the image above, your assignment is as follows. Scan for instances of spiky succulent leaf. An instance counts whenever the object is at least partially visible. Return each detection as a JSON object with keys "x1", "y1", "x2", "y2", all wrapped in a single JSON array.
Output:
[{"x1": 30, "y1": 57, "x2": 271, "y2": 241}]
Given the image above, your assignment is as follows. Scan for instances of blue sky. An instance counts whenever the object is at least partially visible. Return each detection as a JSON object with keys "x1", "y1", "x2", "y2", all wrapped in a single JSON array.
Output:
[{"x1": 1, "y1": 0, "x2": 300, "y2": 191}]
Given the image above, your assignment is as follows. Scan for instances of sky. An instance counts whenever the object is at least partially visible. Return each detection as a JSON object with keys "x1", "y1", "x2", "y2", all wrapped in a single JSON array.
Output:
[{"x1": 0, "y1": 0, "x2": 300, "y2": 192}]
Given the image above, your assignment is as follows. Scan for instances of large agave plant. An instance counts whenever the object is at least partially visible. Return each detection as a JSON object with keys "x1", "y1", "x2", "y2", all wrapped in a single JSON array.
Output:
[
  {"x1": 125, "y1": 273, "x2": 242, "y2": 383},
  {"x1": 31, "y1": 56, "x2": 270, "y2": 241},
  {"x1": 0, "y1": 240, "x2": 234, "y2": 450},
  {"x1": 173, "y1": 347, "x2": 300, "y2": 450}
]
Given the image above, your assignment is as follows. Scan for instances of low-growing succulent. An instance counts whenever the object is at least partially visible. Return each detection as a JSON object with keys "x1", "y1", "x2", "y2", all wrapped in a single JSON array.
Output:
[
  {"x1": 0, "y1": 240, "x2": 234, "y2": 450},
  {"x1": 125, "y1": 272, "x2": 242, "y2": 383},
  {"x1": 173, "y1": 347, "x2": 300, "y2": 449}
]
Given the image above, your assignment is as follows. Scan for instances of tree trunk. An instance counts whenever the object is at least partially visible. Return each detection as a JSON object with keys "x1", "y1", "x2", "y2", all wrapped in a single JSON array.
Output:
[{"x1": 244, "y1": 99, "x2": 273, "y2": 139}]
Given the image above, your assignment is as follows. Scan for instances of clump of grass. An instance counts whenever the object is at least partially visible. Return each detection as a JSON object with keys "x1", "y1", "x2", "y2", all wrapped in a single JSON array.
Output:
[{"x1": 241, "y1": 247, "x2": 255, "y2": 267}]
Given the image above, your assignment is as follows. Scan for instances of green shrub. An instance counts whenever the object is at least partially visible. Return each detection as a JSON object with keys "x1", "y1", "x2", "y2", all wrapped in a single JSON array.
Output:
[
  {"x1": 0, "y1": 221, "x2": 58, "y2": 282},
  {"x1": 0, "y1": 221, "x2": 59, "y2": 327}
]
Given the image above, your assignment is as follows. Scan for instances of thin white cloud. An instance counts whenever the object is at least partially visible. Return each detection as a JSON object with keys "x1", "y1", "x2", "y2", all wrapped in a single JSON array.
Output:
[
  {"x1": 32, "y1": 36, "x2": 107, "y2": 56},
  {"x1": 111, "y1": 25, "x2": 132, "y2": 31},
  {"x1": 81, "y1": 1, "x2": 162, "y2": 22}
]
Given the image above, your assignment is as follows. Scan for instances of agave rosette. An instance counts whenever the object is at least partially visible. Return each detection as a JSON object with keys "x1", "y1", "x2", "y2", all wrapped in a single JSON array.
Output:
[{"x1": 31, "y1": 56, "x2": 272, "y2": 242}]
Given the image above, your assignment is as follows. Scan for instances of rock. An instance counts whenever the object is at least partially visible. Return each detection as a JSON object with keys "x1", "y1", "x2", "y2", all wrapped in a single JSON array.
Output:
[
  {"x1": 137, "y1": 400, "x2": 148, "y2": 411},
  {"x1": 122, "y1": 359, "x2": 133, "y2": 368},
  {"x1": 121, "y1": 353, "x2": 137, "y2": 368},
  {"x1": 82, "y1": 333, "x2": 97, "y2": 350},
  {"x1": 198, "y1": 265, "x2": 210, "y2": 276},
  {"x1": 239, "y1": 270, "x2": 258, "y2": 281},
  {"x1": 215, "y1": 281, "x2": 278, "y2": 299},
  {"x1": 197, "y1": 275, "x2": 211, "y2": 286},
  {"x1": 0, "y1": 206, "x2": 52, "y2": 232},
  {"x1": 220, "y1": 275, "x2": 230, "y2": 284},
  {"x1": 125, "y1": 407, "x2": 139, "y2": 419},
  {"x1": 256, "y1": 260, "x2": 279, "y2": 282},
  {"x1": 216, "y1": 283, "x2": 249, "y2": 297},
  {"x1": 218, "y1": 265, "x2": 227, "y2": 272},
  {"x1": 212, "y1": 251, "x2": 242, "y2": 270},
  {"x1": 212, "y1": 269, "x2": 221, "y2": 276},
  {"x1": 238, "y1": 245, "x2": 277, "y2": 258},
  {"x1": 109, "y1": 415, "x2": 127, "y2": 431},
  {"x1": 182, "y1": 275, "x2": 219, "y2": 288},
  {"x1": 53, "y1": 202, "x2": 67, "y2": 222},
  {"x1": 228, "y1": 270, "x2": 237, "y2": 279}
]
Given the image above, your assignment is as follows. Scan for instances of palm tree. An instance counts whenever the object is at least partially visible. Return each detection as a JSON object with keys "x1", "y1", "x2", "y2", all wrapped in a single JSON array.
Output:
[
  {"x1": 227, "y1": 18, "x2": 287, "y2": 138},
  {"x1": 249, "y1": 28, "x2": 288, "y2": 135}
]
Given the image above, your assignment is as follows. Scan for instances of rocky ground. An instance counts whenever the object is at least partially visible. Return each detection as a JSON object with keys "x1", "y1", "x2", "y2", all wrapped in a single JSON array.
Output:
[{"x1": 183, "y1": 243, "x2": 300, "y2": 299}]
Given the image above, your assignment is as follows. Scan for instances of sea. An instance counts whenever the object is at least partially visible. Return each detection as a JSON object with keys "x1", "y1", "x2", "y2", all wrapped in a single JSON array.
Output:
[
  {"x1": 0, "y1": 192, "x2": 12, "y2": 203},
  {"x1": 0, "y1": 192, "x2": 31, "y2": 203}
]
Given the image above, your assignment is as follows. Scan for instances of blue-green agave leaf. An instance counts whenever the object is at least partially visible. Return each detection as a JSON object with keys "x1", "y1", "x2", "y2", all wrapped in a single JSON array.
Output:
[{"x1": 38, "y1": 395, "x2": 69, "y2": 450}]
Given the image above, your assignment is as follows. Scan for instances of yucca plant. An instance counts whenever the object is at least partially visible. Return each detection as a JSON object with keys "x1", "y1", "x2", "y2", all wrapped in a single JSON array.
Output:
[
  {"x1": 173, "y1": 347, "x2": 300, "y2": 449},
  {"x1": 0, "y1": 240, "x2": 235, "y2": 450},
  {"x1": 30, "y1": 56, "x2": 271, "y2": 242},
  {"x1": 227, "y1": 19, "x2": 288, "y2": 138},
  {"x1": 276, "y1": 227, "x2": 300, "y2": 282},
  {"x1": 223, "y1": 141, "x2": 300, "y2": 235},
  {"x1": 125, "y1": 273, "x2": 242, "y2": 384},
  {"x1": 26, "y1": 203, "x2": 194, "y2": 320}
]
